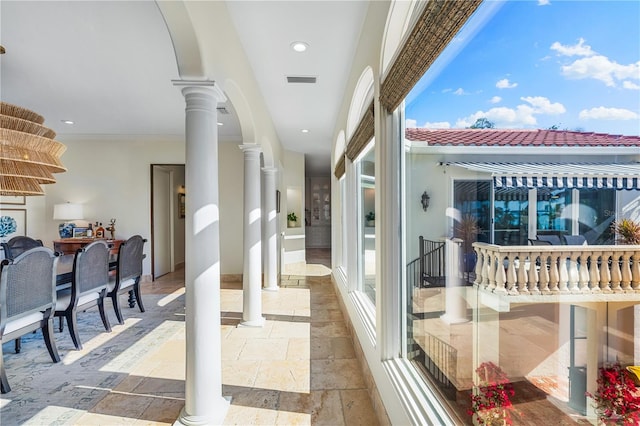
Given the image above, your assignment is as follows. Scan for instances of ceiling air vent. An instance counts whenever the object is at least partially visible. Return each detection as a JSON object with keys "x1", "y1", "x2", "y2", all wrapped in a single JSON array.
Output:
[
  {"x1": 286, "y1": 76, "x2": 317, "y2": 84},
  {"x1": 216, "y1": 106, "x2": 230, "y2": 115}
]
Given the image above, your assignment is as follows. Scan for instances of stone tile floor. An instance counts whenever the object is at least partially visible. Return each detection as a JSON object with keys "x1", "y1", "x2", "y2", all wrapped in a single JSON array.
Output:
[{"x1": 1, "y1": 248, "x2": 380, "y2": 425}]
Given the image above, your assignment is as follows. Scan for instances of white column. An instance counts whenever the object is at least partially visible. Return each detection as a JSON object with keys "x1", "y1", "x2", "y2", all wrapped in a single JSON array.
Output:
[
  {"x1": 173, "y1": 80, "x2": 229, "y2": 426},
  {"x1": 262, "y1": 167, "x2": 279, "y2": 291},
  {"x1": 240, "y1": 144, "x2": 265, "y2": 326}
]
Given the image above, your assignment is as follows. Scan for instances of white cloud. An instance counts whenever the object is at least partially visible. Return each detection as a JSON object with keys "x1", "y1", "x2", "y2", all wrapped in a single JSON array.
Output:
[
  {"x1": 496, "y1": 79, "x2": 517, "y2": 89},
  {"x1": 579, "y1": 107, "x2": 639, "y2": 120},
  {"x1": 623, "y1": 81, "x2": 640, "y2": 90},
  {"x1": 550, "y1": 38, "x2": 595, "y2": 57},
  {"x1": 423, "y1": 121, "x2": 451, "y2": 129},
  {"x1": 561, "y1": 56, "x2": 640, "y2": 87},
  {"x1": 538, "y1": 0, "x2": 550, "y2": 5},
  {"x1": 520, "y1": 96, "x2": 566, "y2": 114},
  {"x1": 405, "y1": 118, "x2": 451, "y2": 129},
  {"x1": 455, "y1": 96, "x2": 565, "y2": 128},
  {"x1": 453, "y1": 88, "x2": 467, "y2": 95},
  {"x1": 490, "y1": 96, "x2": 502, "y2": 104}
]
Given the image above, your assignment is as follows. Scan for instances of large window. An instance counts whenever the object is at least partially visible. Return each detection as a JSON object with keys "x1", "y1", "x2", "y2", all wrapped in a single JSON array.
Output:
[
  {"x1": 358, "y1": 143, "x2": 376, "y2": 306},
  {"x1": 400, "y1": 1, "x2": 639, "y2": 424}
]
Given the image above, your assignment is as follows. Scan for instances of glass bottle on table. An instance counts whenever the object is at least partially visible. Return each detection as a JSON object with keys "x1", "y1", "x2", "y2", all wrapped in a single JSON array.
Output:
[{"x1": 95, "y1": 222, "x2": 105, "y2": 239}]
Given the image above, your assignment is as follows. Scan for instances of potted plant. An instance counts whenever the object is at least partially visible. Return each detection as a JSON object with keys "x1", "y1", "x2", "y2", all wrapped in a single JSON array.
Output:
[
  {"x1": 586, "y1": 362, "x2": 640, "y2": 424},
  {"x1": 468, "y1": 361, "x2": 516, "y2": 425},
  {"x1": 366, "y1": 211, "x2": 375, "y2": 227},
  {"x1": 287, "y1": 212, "x2": 298, "y2": 228},
  {"x1": 611, "y1": 218, "x2": 640, "y2": 245}
]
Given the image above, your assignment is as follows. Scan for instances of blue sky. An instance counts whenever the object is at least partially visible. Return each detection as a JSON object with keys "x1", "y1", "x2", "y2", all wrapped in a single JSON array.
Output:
[{"x1": 405, "y1": 0, "x2": 640, "y2": 136}]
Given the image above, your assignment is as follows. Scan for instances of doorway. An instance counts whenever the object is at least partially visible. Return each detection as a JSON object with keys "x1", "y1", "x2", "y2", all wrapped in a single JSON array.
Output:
[{"x1": 150, "y1": 164, "x2": 185, "y2": 280}]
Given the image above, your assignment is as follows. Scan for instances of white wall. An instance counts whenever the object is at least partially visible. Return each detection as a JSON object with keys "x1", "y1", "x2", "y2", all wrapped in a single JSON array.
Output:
[{"x1": 31, "y1": 135, "x2": 249, "y2": 277}]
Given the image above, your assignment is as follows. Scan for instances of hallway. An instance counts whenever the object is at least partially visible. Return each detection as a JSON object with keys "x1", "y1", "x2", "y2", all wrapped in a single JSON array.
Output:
[{"x1": 0, "y1": 250, "x2": 380, "y2": 425}]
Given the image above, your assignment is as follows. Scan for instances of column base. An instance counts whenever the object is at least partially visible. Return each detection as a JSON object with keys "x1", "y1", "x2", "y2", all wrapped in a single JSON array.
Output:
[
  {"x1": 173, "y1": 396, "x2": 231, "y2": 426},
  {"x1": 440, "y1": 313, "x2": 469, "y2": 325},
  {"x1": 239, "y1": 317, "x2": 266, "y2": 327},
  {"x1": 263, "y1": 286, "x2": 279, "y2": 292}
]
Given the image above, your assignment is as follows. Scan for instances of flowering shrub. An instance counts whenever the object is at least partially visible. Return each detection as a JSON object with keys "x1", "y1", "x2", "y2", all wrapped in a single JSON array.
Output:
[
  {"x1": 469, "y1": 361, "x2": 515, "y2": 425},
  {"x1": 586, "y1": 363, "x2": 640, "y2": 424},
  {"x1": 0, "y1": 215, "x2": 17, "y2": 238}
]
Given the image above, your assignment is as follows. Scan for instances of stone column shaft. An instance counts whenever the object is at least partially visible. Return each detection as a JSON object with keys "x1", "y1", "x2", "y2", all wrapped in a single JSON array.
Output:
[
  {"x1": 240, "y1": 144, "x2": 265, "y2": 326},
  {"x1": 173, "y1": 80, "x2": 229, "y2": 426},
  {"x1": 262, "y1": 167, "x2": 278, "y2": 291}
]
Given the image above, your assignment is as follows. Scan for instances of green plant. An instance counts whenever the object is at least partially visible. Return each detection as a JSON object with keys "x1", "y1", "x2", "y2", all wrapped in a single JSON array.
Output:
[
  {"x1": 366, "y1": 211, "x2": 375, "y2": 221},
  {"x1": 586, "y1": 362, "x2": 640, "y2": 424},
  {"x1": 287, "y1": 212, "x2": 297, "y2": 222},
  {"x1": 612, "y1": 218, "x2": 640, "y2": 245}
]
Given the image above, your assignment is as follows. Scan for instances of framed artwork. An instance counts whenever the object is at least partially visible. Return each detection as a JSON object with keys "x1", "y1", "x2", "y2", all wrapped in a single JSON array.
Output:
[
  {"x1": 72, "y1": 227, "x2": 89, "y2": 238},
  {"x1": 178, "y1": 193, "x2": 185, "y2": 219},
  {"x1": 276, "y1": 190, "x2": 281, "y2": 213},
  {"x1": 0, "y1": 195, "x2": 26, "y2": 205},
  {"x1": 0, "y1": 208, "x2": 27, "y2": 240}
]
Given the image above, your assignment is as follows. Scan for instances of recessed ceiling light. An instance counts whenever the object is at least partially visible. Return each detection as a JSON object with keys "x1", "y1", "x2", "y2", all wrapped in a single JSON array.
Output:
[
  {"x1": 61, "y1": 120, "x2": 74, "y2": 125},
  {"x1": 301, "y1": 129, "x2": 309, "y2": 133},
  {"x1": 217, "y1": 122, "x2": 223, "y2": 126},
  {"x1": 291, "y1": 41, "x2": 308, "y2": 52}
]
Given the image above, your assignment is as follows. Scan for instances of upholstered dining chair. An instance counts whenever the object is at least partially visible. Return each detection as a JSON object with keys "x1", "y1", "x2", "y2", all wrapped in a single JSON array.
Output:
[
  {"x1": 55, "y1": 240, "x2": 111, "y2": 350},
  {"x1": 1, "y1": 236, "x2": 43, "y2": 260},
  {"x1": 107, "y1": 235, "x2": 146, "y2": 325},
  {"x1": 0, "y1": 247, "x2": 60, "y2": 393}
]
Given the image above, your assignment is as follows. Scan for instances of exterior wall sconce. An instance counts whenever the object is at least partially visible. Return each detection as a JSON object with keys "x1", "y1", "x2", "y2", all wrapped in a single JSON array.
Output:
[{"x1": 421, "y1": 191, "x2": 430, "y2": 211}]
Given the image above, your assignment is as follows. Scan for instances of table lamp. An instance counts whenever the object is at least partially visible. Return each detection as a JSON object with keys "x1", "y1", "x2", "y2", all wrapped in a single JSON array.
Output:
[{"x1": 53, "y1": 203, "x2": 84, "y2": 238}]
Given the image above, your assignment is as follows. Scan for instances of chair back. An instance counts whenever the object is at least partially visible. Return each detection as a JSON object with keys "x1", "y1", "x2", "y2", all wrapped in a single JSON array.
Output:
[
  {"x1": 73, "y1": 240, "x2": 109, "y2": 297},
  {"x1": 1, "y1": 236, "x2": 44, "y2": 259},
  {"x1": 116, "y1": 235, "x2": 145, "y2": 284},
  {"x1": 563, "y1": 235, "x2": 587, "y2": 245},
  {"x1": 529, "y1": 238, "x2": 552, "y2": 246},
  {"x1": 0, "y1": 247, "x2": 57, "y2": 330},
  {"x1": 536, "y1": 234, "x2": 563, "y2": 245}
]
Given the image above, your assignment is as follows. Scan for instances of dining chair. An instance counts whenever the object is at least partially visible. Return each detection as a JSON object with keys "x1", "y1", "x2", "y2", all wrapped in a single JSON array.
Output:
[
  {"x1": 107, "y1": 235, "x2": 146, "y2": 325},
  {"x1": 1, "y1": 236, "x2": 44, "y2": 259},
  {"x1": 0, "y1": 247, "x2": 60, "y2": 393},
  {"x1": 55, "y1": 240, "x2": 111, "y2": 350}
]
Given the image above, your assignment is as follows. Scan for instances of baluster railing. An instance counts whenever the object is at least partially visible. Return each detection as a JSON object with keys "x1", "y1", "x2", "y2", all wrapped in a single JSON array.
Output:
[{"x1": 472, "y1": 243, "x2": 640, "y2": 297}]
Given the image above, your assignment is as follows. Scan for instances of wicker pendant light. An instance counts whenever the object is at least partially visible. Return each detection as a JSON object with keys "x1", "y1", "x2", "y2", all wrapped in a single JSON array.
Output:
[
  {"x1": 0, "y1": 102, "x2": 68, "y2": 196},
  {"x1": 0, "y1": 45, "x2": 67, "y2": 196}
]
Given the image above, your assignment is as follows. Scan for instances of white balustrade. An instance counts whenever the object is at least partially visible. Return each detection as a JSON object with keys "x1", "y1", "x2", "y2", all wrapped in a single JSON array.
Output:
[{"x1": 473, "y1": 243, "x2": 640, "y2": 296}]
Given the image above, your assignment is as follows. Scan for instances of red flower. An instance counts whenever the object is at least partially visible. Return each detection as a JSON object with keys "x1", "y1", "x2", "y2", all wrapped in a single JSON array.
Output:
[
  {"x1": 470, "y1": 362, "x2": 515, "y2": 425},
  {"x1": 586, "y1": 362, "x2": 640, "y2": 423}
]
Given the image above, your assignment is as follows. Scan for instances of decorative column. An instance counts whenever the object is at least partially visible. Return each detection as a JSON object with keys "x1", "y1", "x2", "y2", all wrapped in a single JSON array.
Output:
[
  {"x1": 240, "y1": 144, "x2": 265, "y2": 326},
  {"x1": 173, "y1": 80, "x2": 229, "y2": 426},
  {"x1": 262, "y1": 167, "x2": 279, "y2": 291}
]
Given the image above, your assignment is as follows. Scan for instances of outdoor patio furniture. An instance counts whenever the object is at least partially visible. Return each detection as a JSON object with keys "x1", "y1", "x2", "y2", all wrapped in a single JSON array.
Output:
[
  {"x1": 107, "y1": 235, "x2": 147, "y2": 324},
  {"x1": 563, "y1": 235, "x2": 588, "y2": 245},
  {"x1": 536, "y1": 234, "x2": 563, "y2": 245},
  {"x1": 0, "y1": 247, "x2": 60, "y2": 393},
  {"x1": 55, "y1": 240, "x2": 112, "y2": 350}
]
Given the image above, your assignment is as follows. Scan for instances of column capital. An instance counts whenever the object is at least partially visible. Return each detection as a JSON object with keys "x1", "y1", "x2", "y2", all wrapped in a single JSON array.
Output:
[
  {"x1": 172, "y1": 79, "x2": 227, "y2": 103},
  {"x1": 239, "y1": 143, "x2": 262, "y2": 153},
  {"x1": 261, "y1": 167, "x2": 278, "y2": 175}
]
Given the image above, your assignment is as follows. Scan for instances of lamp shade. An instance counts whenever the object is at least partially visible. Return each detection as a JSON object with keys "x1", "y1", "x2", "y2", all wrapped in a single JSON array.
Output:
[{"x1": 53, "y1": 203, "x2": 84, "y2": 221}]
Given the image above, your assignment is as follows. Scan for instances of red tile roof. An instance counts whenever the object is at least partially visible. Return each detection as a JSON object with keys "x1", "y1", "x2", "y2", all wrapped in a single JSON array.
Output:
[{"x1": 405, "y1": 128, "x2": 640, "y2": 147}]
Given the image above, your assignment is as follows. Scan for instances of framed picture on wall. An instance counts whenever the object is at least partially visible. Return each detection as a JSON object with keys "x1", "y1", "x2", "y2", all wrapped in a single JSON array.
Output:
[
  {"x1": 178, "y1": 193, "x2": 185, "y2": 218},
  {"x1": 0, "y1": 195, "x2": 25, "y2": 205},
  {"x1": 72, "y1": 227, "x2": 89, "y2": 238},
  {"x1": 0, "y1": 208, "x2": 27, "y2": 240}
]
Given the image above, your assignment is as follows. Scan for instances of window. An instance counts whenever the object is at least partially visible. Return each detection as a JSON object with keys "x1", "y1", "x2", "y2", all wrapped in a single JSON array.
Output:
[{"x1": 357, "y1": 143, "x2": 376, "y2": 306}]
